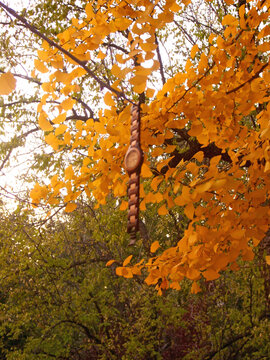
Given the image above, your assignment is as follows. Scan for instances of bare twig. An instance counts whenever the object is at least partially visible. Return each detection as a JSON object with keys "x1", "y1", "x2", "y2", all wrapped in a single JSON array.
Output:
[{"x1": 155, "y1": 33, "x2": 166, "y2": 85}]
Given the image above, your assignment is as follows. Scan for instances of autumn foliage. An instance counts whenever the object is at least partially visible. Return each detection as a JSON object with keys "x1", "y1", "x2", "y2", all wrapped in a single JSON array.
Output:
[{"x1": 29, "y1": 0, "x2": 270, "y2": 293}]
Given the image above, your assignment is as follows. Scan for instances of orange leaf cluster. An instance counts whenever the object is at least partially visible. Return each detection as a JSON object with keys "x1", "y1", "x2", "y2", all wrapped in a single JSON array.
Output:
[{"x1": 32, "y1": 0, "x2": 270, "y2": 292}]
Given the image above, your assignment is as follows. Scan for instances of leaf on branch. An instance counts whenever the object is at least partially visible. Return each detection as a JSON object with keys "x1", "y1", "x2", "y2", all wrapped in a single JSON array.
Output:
[
  {"x1": 129, "y1": 75, "x2": 147, "y2": 93},
  {"x1": 106, "y1": 259, "x2": 116, "y2": 266},
  {"x1": 202, "y1": 269, "x2": 220, "y2": 281},
  {"x1": 191, "y1": 282, "x2": 201, "y2": 294},
  {"x1": 116, "y1": 266, "x2": 133, "y2": 278},
  {"x1": 0, "y1": 72, "x2": 16, "y2": 95},
  {"x1": 141, "y1": 163, "x2": 152, "y2": 178},
  {"x1": 222, "y1": 14, "x2": 238, "y2": 26},
  {"x1": 158, "y1": 204, "x2": 168, "y2": 215},
  {"x1": 34, "y1": 59, "x2": 49, "y2": 73},
  {"x1": 38, "y1": 113, "x2": 53, "y2": 131},
  {"x1": 114, "y1": 18, "x2": 132, "y2": 31},
  {"x1": 55, "y1": 124, "x2": 68, "y2": 136},
  {"x1": 97, "y1": 51, "x2": 106, "y2": 59},
  {"x1": 52, "y1": 113, "x2": 67, "y2": 124},
  {"x1": 45, "y1": 133, "x2": 59, "y2": 151},
  {"x1": 104, "y1": 92, "x2": 115, "y2": 107},
  {"x1": 119, "y1": 201, "x2": 128, "y2": 210},
  {"x1": 150, "y1": 241, "x2": 160, "y2": 253},
  {"x1": 190, "y1": 44, "x2": 199, "y2": 59},
  {"x1": 65, "y1": 165, "x2": 74, "y2": 180},
  {"x1": 184, "y1": 203, "x2": 194, "y2": 219},
  {"x1": 65, "y1": 203, "x2": 77, "y2": 213},
  {"x1": 123, "y1": 255, "x2": 133, "y2": 267},
  {"x1": 61, "y1": 98, "x2": 76, "y2": 111}
]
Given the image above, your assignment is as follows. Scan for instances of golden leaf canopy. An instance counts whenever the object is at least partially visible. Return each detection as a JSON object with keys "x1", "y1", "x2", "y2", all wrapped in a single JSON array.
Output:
[{"x1": 32, "y1": 0, "x2": 270, "y2": 292}]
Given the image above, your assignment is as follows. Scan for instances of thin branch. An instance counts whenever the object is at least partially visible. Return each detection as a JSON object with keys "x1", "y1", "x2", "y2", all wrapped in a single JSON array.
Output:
[
  {"x1": 0, "y1": 99, "x2": 58, "y2": 107},
  {"x1": 168, "y1": 63, "x2": 215, "y2": 112},
  {"x1": 0, "y1": 128, "x2": 39, "y2": 172},
  {"x1": 174, "y1": 20, "x2": 196, "y2": 46},
  {"x1": 44, "y1": 319, "x2": 102, "y2": 345},
  {"x1": 203, "y1": 330, "x2": 251, "y2": 360},
  {"x1": 102, "y1": 41, "x2": 129, "y2": 54},
  {"x1": 0, "y1": 68, "x2": 42, "y2": 85},
  {"x1": 180, "y1": 13, "x2": 223, "y2": 35},
  {"x1": 226, "y1": 63, "x2": 268, "y2": 95},
  {"x1": 76, "y1": 98, "x2": 95, "y2": 119},
  {"x1": 0, "y1": 148, "x2": 12, "y2": 172},
  {"x1": 155, "y1": 33, "x2": 166, "y2": 85},
  {"x1": 0, "y1": 72, "x2": 96, "y2": 118}
]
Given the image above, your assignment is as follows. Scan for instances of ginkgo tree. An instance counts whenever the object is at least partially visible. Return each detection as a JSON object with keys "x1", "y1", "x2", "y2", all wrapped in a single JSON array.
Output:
[{"x1": 2, "y1": 0, "x2": 270, "y2": 294}]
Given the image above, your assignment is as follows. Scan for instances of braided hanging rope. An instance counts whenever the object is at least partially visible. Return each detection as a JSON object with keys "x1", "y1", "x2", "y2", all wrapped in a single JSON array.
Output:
[{"x1": 125, "y1": 103, "x2": 143, "y2": 244}]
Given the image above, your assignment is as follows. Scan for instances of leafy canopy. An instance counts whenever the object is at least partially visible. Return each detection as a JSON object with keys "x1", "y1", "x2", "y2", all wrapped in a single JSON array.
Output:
[{"x1": 28, "y1": 0, "x2": 270, "y2": 293}]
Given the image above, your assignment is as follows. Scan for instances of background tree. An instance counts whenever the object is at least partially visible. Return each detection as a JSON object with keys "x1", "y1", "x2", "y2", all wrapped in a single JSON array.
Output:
[{"x1": 0, "y1": 200, "x2": 269, "y2": 359}]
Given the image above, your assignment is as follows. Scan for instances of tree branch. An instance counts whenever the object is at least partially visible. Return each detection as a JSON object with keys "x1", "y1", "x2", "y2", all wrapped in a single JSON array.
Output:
[
  {"x1": 0, "y1": 68, "x2": 42, "y2": 85},
  {"x1": 203, "y1": 330, "x2": 251, "y2": 360},
  {"x1": 160, "y1": 129, "x2": 232, "y2": 175},
  {"x1": 226, "y1": 63, "x2": 268, "y2": 95},
  {"x1": 102, "y1": 41, "x2": 129, "y2": 54},
  {"x1": 174, "y1": 20, "x2": 196, "y2": 46},
  {"x1": 0, "y1": 128, "x2": 39, "y2": 172},
  {"x1": 155, "y1": 33, "x2": 166, "y2": 85}
]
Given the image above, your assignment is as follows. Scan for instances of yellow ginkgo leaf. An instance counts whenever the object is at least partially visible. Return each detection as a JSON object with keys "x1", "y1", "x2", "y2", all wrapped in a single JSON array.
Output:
[
  {"x1": 65, "y1": 165, "x2": 74, "y2": 180},
  {"x1": 61, "y1": 98, "x2": 76, "y2": 111},
  {"x1": 129, "y1": 75, "x2": 147, "y2": 94},
  {"x1": 158, "y1": 204, "x2": 168, "y2": 215},
  {"x1": 55, "y1": 124, "x2": 67, "y2": 136},
  {"x1": 150, "y1": 241, "x2": 160, "y2": 253},
  {"x1": 170, "y1": 281, "x2": 181, "y2": 290},
  {"x1": 64, "y1": 131, "x2": 71, "y2": 145},
  {"x1": 146, "y1": 88, "x2": 155, "y2": 98},
  {"x1": 106, "y1": 259, "x2": 116, "y2": 266},
  {"x1": 222, "y1": 14, "x2": 238, "y2": 26},
  {"x1": 52, "y1": 113, "x2": 67, "y2": 124},
  {"x1": 65, "y1": 203, "x2": 77, "y2": 213},
  {"x1": 190, "y1": 44, "x2": 199, "y2": 59},
  {"x1": 34, "y1": 59, "x2": 49, "y2": 73},
  {"x1": 184, "y1": 203, "x2": 194, "y2": 219},
  {"x1": 97, "y1": 51, "x2": 106, "y2": 59},
  {"x1": 38, "y1": 113, "x2": 53, "y2": 131},
  {"x1": 193, "y1": 151, "x2": 204, "y2": 162},
  {"x1": 123, "y1": 255, "x2": 133, "y2": 267},
  {"x1": 133, "y1": 81, "x2": 147, "y2": 94},
  {"x1": 104, "y1": 92, "x2": 115, "y2": 107},
  {"x1": 45, "y1": 133, "x2": 59, "y2": 151},
  {"x1": 0, "y1": 72, "x2": 16, "y2": 95},
  {"x1": 116, "y1": 266, "x2": 134, "y2": 278},
  {"x1": 140, "y1": 42, "x2": 157, "y2": 52},
  {"x1": 114, "y1": 18, "x2": 132, "y2": 31},
  {"x1": 37, "y1": 50, "x2": 49, "y2": 61},
  {"x1": 120, "y1": 201, "x2": 128, "y2": 210},
  {"x1": 202, "y1": 269, "x2": 220, "y2": 281},
  {"x1": 141, "y1": 163, "x2": 152, "y2": 178},
  {"x1": 266, "y1": 256, "x2": 270, "y2": 265},
  {"x1": 111, "y1": 64, "x2": 121, "y2": 77},
  {"x1": 191, "y1": 282, "x2": 201, "y2": 294}
]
